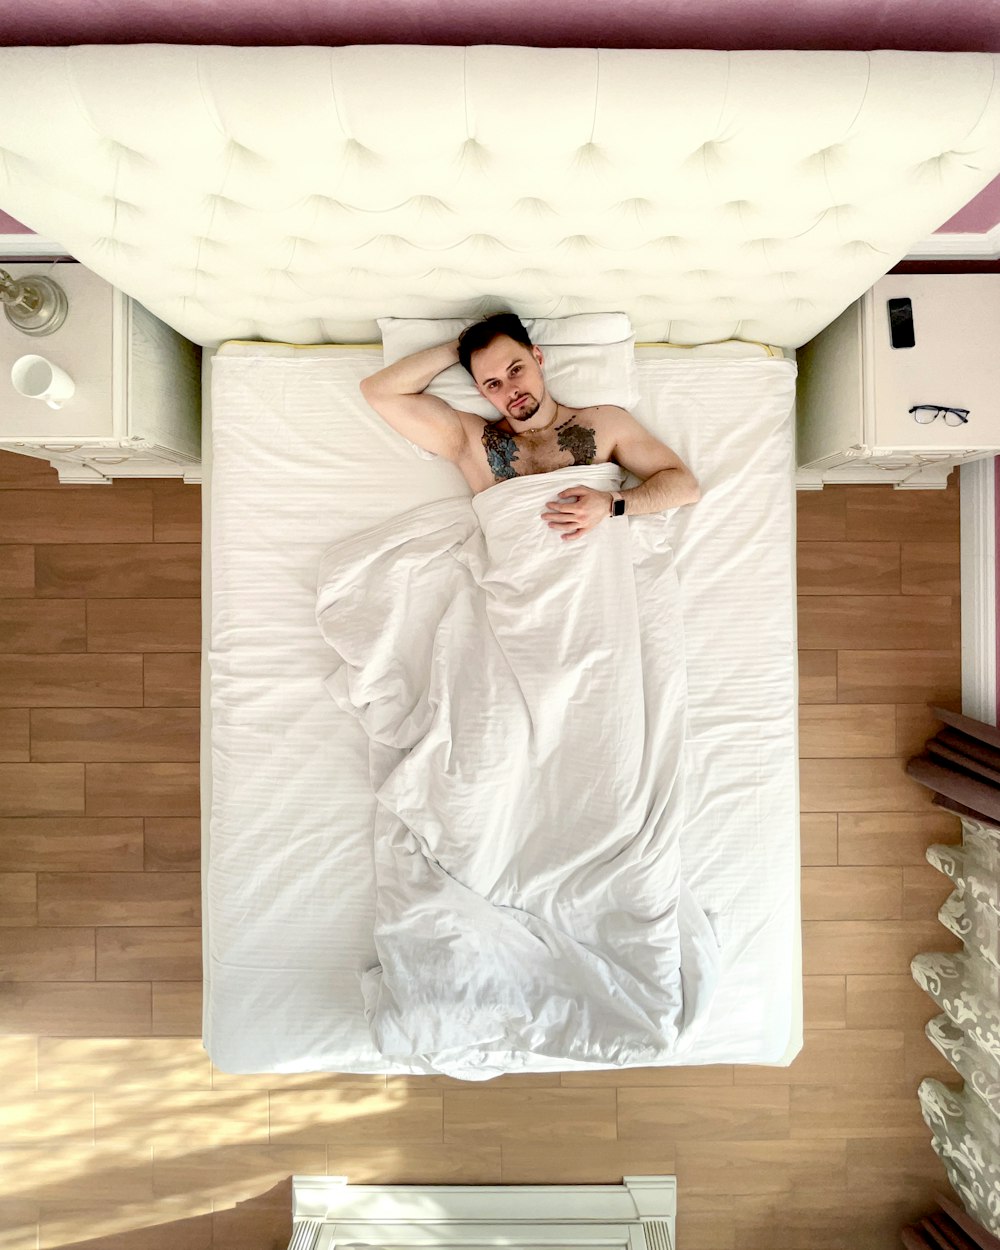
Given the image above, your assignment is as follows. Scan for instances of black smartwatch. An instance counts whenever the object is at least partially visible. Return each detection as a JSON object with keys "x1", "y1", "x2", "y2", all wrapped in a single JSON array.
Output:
[{"x1": 610, "y1": 491, "x2": 626, "y2": 517}]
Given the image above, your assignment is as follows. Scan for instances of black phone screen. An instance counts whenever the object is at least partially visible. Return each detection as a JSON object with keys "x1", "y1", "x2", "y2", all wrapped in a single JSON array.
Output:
[{"x1": 887, "y1": 297, "x2": 915, "y2": 349}]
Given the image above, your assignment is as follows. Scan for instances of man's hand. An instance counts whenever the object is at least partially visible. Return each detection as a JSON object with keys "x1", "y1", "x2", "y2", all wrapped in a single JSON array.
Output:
[{"x1": 541, "y1": 486, "x2": 612, "y2": 541}]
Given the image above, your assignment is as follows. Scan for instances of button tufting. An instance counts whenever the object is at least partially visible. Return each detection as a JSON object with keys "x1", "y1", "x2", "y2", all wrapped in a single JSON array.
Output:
[
  {"x1": 618, "y1": 198, "x2": 654, "y2": 214},
  {"x1": 411, "y1": 195, "x2": 450, "y2": 212},
  {"x1": 107, "y1": 139, "x2": 144, "y2": 162},
  {"x1": 514, "y1": 197, "x2": 555, "y2": 214}
]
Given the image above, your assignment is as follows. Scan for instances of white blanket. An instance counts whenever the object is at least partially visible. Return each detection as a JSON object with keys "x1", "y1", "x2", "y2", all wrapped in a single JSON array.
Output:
[{"x1": 315, "y1": 461, "x2": 721, "y2": 1079}]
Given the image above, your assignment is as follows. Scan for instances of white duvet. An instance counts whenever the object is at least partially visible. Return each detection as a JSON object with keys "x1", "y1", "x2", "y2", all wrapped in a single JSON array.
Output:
[{"x1": 315, "y1": 461, "x2": 721, "y2": 1079}]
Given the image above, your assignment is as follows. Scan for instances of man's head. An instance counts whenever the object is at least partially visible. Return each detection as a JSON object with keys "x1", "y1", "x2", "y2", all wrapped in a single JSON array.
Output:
[{"x1": 458, "y1": 313, "x2": 548, "y2": 426}]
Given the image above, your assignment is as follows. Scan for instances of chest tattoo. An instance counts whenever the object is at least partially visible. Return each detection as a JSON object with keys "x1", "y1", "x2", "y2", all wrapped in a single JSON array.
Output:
[
  {"x1": 482, "y1": 423, "x2": 520, "y2": 480},
  {"x1": 556, "y1": 422, "x2": 598, "y2": 465}
]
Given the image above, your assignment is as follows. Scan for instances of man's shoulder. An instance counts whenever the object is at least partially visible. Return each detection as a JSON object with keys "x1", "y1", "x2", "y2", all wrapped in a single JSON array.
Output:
[
  {"x1": 453, "y1": 410, "x2": 492, "y2": 450},
  {"x1": 569, "y1": 403, "x2": 632, "y2": 425}
]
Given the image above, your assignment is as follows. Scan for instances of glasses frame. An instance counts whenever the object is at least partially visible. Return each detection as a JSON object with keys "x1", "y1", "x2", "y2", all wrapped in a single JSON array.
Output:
[{"x1": 908, "y1": 404, "x2": 970, "y2": 427}]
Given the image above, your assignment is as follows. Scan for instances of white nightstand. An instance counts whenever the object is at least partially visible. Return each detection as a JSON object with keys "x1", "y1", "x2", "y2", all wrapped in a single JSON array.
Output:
[
  {"x1": 796, "y1": 273, "x2": 1000, "y2": 489},
  {"x1": 0, "y1": 261, "x2": 200, "y2": 484}
]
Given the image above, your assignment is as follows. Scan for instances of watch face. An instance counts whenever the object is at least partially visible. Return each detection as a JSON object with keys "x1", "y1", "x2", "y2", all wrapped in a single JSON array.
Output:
[{"x1": 613, "y1": 498, "x2": 626, "y2": 516}]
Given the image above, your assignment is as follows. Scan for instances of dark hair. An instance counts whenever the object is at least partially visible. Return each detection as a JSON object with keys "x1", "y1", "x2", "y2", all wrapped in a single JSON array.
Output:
[{"x1": 457, "y1": 312, "x2": 533, "y2": 378}]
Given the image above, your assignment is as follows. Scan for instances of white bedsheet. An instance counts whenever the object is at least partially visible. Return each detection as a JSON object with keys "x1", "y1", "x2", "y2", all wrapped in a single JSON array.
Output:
[
  {"x1": 315, "y1": 463, "x2": 720, "y2": 1078},
  {"x1": 203, "y1": 343, "x2": 801, "y2": 1075}
]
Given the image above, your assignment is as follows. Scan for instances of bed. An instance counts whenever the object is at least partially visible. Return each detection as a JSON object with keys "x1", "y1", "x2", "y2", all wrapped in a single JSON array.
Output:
[
  {"x1": 201, "y1": 335, "x2": 799, "y2": 1077},
  {"x1": 1, "y1": 43, "x2": 999, "y2": 1077}
]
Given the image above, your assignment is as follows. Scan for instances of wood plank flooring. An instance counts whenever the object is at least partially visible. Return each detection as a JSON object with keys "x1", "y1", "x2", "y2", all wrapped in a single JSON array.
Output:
[{"x1": 0, "y1": 451, "x2": 965, "y2": 1250}]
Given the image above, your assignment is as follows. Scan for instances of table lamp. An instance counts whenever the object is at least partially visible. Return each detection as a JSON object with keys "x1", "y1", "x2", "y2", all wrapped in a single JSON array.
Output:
[{"x1": 0, "y1": 267, "x2": 68, "y2": 335}]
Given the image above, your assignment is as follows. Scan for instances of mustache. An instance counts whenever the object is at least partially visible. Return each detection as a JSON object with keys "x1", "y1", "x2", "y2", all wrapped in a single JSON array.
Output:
[{"x1": 509, "y1": 395, "x2": 539, "y2": 419}]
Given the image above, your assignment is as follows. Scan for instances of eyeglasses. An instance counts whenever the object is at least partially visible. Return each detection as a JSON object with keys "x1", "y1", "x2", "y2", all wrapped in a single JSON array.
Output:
[{"x1": 909, "y1": 404, "x2": 969, "y2": 427}]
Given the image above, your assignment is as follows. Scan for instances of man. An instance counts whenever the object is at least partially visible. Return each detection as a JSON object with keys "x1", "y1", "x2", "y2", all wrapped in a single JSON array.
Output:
[
  {"x1": 321, "y1": 312, "x2": 716, "y2": 1069},
  {"x1": 360, "y1": 312, "x2": 700, "y2": 541}
]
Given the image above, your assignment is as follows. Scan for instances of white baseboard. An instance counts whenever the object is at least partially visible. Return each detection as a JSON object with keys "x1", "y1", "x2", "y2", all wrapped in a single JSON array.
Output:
[
  {"x1": 961, "y1": 457, "x2": 997, "y2": 726},
  {"x1": 906, "y1": 222, "x2": 1000, "y2": 259},
  {"x1": 0, "y1": 234, "x2": 70, "y2": 258}
]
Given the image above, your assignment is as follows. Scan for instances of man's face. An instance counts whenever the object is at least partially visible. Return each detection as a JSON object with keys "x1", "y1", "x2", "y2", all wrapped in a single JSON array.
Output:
[{"x1": 470, "y1": 336, "x2": 547, "y2": 426}]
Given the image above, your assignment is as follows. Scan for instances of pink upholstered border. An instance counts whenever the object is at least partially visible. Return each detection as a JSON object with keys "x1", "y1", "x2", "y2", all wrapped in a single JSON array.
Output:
[
  {"x1": 938, "y1": 176, "x2": 1000, "y2": 233},
  {"x1": 0, "y1": 212, "x2": 32, "y2": 233},
  {"x1": 0, "y1": 0, "x2": 998, "y2": 53}
]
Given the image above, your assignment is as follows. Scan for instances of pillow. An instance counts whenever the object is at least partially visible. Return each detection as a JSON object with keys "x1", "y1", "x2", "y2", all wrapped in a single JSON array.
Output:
[{"x1": 376, "y1": 314, "x2": 640, "y2": 420}]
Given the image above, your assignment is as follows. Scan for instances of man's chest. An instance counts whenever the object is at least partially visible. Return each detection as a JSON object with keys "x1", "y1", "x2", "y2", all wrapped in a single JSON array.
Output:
[{"x1": 477, "y1": 413, "x2": 612, "y2": 483}]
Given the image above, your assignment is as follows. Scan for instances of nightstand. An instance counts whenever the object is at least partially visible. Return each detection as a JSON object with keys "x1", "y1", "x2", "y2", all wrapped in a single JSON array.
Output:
[
  {"x1": 795, "y1": 273, "x2": 1000, "y2": 489},
  {"x1": 0, "y1": 261, "x2": 201, "y2": 484}
]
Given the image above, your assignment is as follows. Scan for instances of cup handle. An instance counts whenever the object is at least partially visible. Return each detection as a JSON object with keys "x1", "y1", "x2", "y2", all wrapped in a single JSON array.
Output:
[{"x1": 45, "y1": 399, "x2": 62, "y2": 410}]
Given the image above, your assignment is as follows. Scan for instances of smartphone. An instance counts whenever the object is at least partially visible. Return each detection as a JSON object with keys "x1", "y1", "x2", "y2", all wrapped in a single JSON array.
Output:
[{"x1": 887, "y1": 297, "x2": 915, "y2": 349}]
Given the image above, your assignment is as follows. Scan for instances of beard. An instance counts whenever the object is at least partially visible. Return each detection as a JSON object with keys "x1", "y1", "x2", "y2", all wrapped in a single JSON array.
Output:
[{"x1": 509, "y1": 394, "x2": 540, "y2": 422}]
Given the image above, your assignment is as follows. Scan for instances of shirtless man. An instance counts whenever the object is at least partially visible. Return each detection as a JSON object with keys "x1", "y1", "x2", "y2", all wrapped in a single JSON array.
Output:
[{"x1": 360, "y1": 313, "x2": 700, "y2": 541}]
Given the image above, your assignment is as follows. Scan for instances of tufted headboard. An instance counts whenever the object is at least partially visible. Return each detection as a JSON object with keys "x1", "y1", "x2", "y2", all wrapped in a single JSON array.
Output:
[{"x1": 0, "y1": 45, "x2": 999, "y2": 348}]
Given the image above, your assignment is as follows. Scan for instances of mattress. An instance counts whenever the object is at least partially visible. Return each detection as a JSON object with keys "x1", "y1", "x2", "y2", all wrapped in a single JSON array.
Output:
[{"x1": 201, "y1": 341, "x2": 802, "y2": 1075}]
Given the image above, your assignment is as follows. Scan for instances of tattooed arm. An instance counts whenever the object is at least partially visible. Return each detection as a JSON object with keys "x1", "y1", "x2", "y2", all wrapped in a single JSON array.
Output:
[{"x1": 360, "y1": 339, "x2": 472, "y2": 461}]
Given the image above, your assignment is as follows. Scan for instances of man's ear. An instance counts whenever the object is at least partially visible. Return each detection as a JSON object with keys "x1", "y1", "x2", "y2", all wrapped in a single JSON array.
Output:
[{"x1": 532, "y1": 345, "x2": 544, "y2": 368}]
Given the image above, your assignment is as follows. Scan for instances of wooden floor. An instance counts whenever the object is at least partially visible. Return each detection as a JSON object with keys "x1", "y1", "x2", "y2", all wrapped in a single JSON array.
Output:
[{"x1": 0, "y1": 449, "x2": 966, "y2": 1250}]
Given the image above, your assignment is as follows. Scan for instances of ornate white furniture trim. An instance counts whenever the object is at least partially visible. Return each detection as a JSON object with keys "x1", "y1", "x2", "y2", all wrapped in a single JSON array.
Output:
[
  {"x1": 911, "y1": 815, "x2": 1000, "y2": 1237},
  {"x1": 288, "y1": 1176, "x2": 676, "y2": 1250}
]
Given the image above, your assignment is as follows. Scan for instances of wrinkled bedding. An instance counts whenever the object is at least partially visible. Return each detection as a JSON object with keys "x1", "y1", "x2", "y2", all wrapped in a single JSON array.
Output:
[{"x1": 315, "y1": 460, "x2": 721, "y2": 1079}]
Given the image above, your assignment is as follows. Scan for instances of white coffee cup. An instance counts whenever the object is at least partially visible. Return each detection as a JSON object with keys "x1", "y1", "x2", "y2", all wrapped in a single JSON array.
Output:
[{"x1": 11, "y1": 354, "x2": 76, "y2": 410}]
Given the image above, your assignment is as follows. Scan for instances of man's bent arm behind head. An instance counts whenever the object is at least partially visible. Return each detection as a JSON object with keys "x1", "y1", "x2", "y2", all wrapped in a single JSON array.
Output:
[{"x1": 360, "y1": 339, "x2": 468, "y2": 462}]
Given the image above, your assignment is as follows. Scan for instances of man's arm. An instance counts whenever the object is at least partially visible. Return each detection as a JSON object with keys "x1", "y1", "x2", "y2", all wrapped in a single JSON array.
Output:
[
  {"x1": 609, "y1": 407, "x2": 700, "y2": 515},
  {"x1": 541, "y1": 407, "x2": 700, "y2": 541},
  {"x1": 360, "y1": 339, "x2": 470, "y2": 461}
]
